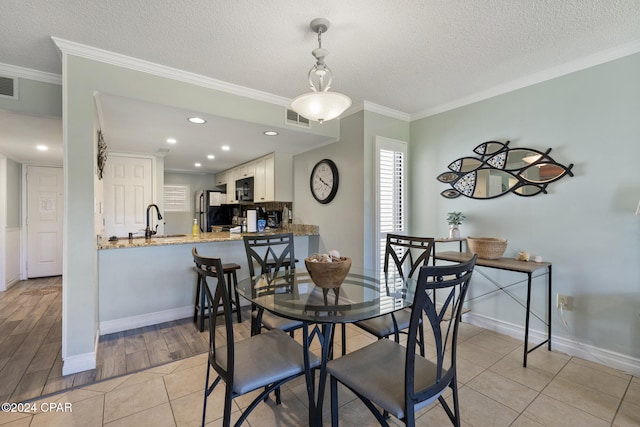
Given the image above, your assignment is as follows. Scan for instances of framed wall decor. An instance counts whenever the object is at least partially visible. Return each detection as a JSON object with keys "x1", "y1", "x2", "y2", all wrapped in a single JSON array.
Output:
[{"x1": 97, "y1": 130, "x2": 107, "y2": 180}]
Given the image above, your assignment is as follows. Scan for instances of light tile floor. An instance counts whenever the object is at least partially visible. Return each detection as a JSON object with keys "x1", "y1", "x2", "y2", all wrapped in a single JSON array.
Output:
[{"x1": 1, "y1": 322, "x2": 639, "y2": 426}]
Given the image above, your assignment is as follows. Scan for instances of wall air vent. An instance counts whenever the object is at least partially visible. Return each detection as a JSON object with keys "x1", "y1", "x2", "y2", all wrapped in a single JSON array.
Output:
[
  {"x1": 0, "y1": 75, "x2": 17, "y2": 99},
  {"x1": 285, "y1": 108, "x2": 310, "y2": 128}
]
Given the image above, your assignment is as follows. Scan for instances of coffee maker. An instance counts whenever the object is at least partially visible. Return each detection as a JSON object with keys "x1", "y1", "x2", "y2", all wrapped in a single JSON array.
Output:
[{"x1": 267, "y1": 211, "x2": 281, "y2": 228}]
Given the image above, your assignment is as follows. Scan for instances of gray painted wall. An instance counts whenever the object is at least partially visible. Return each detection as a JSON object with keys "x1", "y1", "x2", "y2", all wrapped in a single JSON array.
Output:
[
  {"x1": 5, "y1": 158, "x2": 21, "y2": 228},
  {"x1": 0, "y1": 78, "x2": 62, "y2": 117},
  {"x1": 163, "y1": 172, "x2": 217, "y2": 235},
  {"x1": 409, "y1": 52, "x2": 640, "y2": 361},
  {"x1": 293, "y1": 112, "x2": 366, "y2": 266}
]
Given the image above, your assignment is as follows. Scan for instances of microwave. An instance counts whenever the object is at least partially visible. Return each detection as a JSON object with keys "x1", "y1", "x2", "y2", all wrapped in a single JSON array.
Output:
[{"x1": 235, "y1": 177, "x2": 254, "y2": 202}]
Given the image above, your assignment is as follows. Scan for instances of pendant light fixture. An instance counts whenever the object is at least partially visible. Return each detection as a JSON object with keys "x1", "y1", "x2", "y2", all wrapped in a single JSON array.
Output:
[{"x1": 290, "y1": 18, "x2": 352, "y2": 124}]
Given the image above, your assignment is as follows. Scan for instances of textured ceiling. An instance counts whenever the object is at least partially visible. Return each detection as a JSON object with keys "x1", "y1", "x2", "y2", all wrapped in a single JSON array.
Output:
[{"x1": 1, "y1": 1, "x2": 640, "y2": 169}]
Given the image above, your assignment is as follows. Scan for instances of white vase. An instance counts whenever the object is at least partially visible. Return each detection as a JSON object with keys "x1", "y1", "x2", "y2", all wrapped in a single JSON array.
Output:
[{"x1": 449, "y1": 226, "x2": 460, "y2": 239}]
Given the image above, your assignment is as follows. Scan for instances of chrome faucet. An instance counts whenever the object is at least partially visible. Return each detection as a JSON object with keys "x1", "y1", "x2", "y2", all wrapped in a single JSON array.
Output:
[{"x1": 145, "y1": 204, "x2": 163, "y2": 238}]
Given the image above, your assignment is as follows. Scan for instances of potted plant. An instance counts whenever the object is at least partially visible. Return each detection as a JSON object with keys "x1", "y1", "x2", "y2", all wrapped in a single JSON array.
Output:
[{"x1": 446, "y1": 212, "x2": 466, "y2": 238}]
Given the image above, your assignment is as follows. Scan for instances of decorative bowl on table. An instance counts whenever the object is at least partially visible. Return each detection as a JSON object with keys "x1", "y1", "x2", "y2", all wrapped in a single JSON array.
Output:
[
  {"x1": 305, "y1": 255, "x2": 352, "y2": 289},
  {"x1": 466, "y1": 237, "x2": 508, "y2": 259}
]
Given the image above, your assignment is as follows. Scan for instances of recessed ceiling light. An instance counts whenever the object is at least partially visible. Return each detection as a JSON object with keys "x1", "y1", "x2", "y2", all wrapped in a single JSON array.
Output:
[
  {"x1": 166, "y1": 138, "x2": 177, "y2": 144},
  {"x1": 264, "y1": 130, "x2": 279, "y2": 136},
  {"x1": 221, "y1": 145, "x2": 230, "y2": 151},
  {"x1": 36, "y1": 145, "x2": 48, "y2": 151},
  {"x1": 207, "y1": 154, "x2": 215, "y2": 160},
  {"x1": 188, "y1": 117, "x2": 206, "y2": 124},
  {"x1": 194, "y1": 163, "x2": 202, "y2": 167}
]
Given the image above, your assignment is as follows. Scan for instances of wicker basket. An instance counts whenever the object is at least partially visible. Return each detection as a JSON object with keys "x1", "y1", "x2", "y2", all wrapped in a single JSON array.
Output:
[
  {"x1": 305, "y1": 257, "x2": 352, "y2": 289},
  {"x1": 466, "y1": 237, "x2": 508, "y2": 259}
]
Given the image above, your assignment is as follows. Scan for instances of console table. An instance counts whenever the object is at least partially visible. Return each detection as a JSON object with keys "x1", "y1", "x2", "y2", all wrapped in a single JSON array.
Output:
[{"x1": 435, "y1": 251, "x2": 552, "y2": 367}]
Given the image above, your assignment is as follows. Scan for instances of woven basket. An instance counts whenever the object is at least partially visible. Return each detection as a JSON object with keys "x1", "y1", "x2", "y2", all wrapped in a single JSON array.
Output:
[
  {"x1": 305, "y1": 257, "x2": 352, "y2": 289},
  {"x1": 466, "y1": 237, "x2": 508, "y2": 259}
]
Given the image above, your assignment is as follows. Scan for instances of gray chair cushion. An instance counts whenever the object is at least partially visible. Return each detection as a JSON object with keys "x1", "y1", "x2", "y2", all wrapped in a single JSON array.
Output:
[
  {"x1": 355, "y1": 308, "x2": 411, "y2": 338},
  {"x1": 252, "y1": 310, "x2": 304, "y2": 332},
  {"x1": 216, "y1": 329, "x2": 320, "y2": 395},
  {"x1": 326, "y1": 339, "x2": 444, "y2": 419}
]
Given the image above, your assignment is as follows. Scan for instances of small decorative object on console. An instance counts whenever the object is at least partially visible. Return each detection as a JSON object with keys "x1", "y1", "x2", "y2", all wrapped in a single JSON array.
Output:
[
  {"x1": 446, "y1": 211, "x2": 465, "y2": 239},
  {"x1": 517, "y1": 251, "x2": 530, "y2": 261}
]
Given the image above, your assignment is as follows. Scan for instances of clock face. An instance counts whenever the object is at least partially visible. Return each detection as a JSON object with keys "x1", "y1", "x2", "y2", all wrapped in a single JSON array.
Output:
[{"x1": 310, "y1": 159, "x2": 339, "y2": 204}]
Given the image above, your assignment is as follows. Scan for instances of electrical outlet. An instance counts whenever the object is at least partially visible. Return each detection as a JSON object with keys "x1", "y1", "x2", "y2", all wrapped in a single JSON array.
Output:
[{"x1": 556, "y1": 294, "x2": 573, "y2": 311}]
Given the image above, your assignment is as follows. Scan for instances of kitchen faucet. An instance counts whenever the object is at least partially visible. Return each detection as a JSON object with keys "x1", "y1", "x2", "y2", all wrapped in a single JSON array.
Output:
[{"x1": 145, "y1": 204, "x2": 163, "y2": 238}]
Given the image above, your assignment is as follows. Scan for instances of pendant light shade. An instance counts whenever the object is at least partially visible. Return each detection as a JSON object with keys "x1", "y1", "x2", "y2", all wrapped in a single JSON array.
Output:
[
  {"x1": 291, "y1": 91, "x2": 352, "y2": 124},
  {"x1": 290, "y1": 18, "x2": 351, "y2": 124}
]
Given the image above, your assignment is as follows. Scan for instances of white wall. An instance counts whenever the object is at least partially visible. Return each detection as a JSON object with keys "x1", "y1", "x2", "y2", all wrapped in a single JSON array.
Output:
[{"x1": 410, "y1": 52, "x2": 640, "y2": 372}]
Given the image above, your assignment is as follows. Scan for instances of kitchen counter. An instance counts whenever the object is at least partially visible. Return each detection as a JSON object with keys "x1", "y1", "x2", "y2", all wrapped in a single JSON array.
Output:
[
  {"x1": 97, "y1": 224, "x2": 319, "y2": 250},
  {"x1": 97, "y1": 224, "x2": 319, "y2": 335}
]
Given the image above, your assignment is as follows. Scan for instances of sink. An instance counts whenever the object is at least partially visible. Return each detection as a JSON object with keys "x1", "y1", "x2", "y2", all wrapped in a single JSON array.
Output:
[{"x1": 121, "y1": 234, "x2": 187, "y2": 240}]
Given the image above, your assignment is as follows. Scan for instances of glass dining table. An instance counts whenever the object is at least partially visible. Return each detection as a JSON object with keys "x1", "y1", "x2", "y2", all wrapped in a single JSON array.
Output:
[{"x1": 235, "y1": 266, "x2": 418, "y2": 427}]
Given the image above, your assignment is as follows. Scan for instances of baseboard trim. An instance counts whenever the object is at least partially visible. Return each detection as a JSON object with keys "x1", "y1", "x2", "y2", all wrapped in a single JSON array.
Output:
[
  {"x1": 62, "y1": 350, "x2": 96, "y2": 376},
  {"x1": 462, "y1": 312, "x2": 640, "y2": 377},
  {"x1": 99, "y1": 306, "x2": 193, "y2": 335}
]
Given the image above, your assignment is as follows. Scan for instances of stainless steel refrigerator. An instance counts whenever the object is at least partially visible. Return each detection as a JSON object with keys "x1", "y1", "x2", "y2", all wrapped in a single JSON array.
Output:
[{"x1": 195, "y1": 190, "x2": 231, "y2": 232}]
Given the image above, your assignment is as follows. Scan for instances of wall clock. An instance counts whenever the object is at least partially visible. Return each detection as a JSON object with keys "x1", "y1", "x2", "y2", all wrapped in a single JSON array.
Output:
[{"x1": 310, "y1": 159, "x2": 339, "y2": 204}]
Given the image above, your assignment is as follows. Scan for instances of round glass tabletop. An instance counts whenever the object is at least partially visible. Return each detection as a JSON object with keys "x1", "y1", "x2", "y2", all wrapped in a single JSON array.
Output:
[{"x1": 235, "y1": 267, "x2": 417, "y2": 324}]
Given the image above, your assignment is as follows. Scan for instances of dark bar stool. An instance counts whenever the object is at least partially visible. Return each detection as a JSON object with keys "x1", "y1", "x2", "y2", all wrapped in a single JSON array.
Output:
[{"x1": 193, "y1": 253, "x2": 242, "y2": 332}]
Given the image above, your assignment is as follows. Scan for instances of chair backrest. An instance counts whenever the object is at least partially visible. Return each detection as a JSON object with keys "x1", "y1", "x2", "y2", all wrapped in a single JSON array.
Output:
[
  {"x1": 243, "y1": 233, "x2": 295, "y2": 281},
  {"x1": 406, "y1": 254, "x2": 477, "y2": 404},
  {"x1": 192, "y1": 247, "x2": 234, "y2": 382},
  {"x1": 384, "y1": 234, "x2": 435, "y2": 280}
]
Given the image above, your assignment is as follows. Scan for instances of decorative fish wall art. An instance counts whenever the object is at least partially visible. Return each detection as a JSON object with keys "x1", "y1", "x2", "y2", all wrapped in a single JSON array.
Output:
[{"x1": 437, "y1": 141, "x2": 574, "y2": 199}]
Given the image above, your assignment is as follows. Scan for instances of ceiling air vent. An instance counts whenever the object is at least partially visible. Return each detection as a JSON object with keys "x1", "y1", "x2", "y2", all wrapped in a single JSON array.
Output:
[
  {"x1": 0, "y1": 75, "x2": 17, "y2": 99},
  {"x1": 285, "y1": 108, "x2": 310, "y2": 128}
]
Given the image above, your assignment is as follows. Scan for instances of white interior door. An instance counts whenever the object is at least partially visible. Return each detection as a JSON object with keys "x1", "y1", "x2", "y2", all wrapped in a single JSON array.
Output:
[
  {"x1": 103, "y1": 154, "x2": 153, "y2": 237},
  {"x1": 27, "y1": 166, "x2": 63, "y2": 278}
]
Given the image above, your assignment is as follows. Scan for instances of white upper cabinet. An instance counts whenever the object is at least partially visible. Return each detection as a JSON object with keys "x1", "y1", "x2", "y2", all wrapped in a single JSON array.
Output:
[
  {"x1": 215, "y1": 171, "x2": 227, "y2": 187},
  {"x1": 259, "y1": 153, "x2": 292, "y2": 202},
  {"x1": 235, "y1": 162, "x2": 255, "y2": 179},
  {"x1": 253, "y1": 156, "x2": 268, "y2": 202},
  {"x1": 216, "y1": 152, "x2": 292, "y2": 203}
]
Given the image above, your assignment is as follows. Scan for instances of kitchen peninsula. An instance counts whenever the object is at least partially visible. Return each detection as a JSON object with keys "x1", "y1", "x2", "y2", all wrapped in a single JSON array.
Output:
[{"x1": 97, "y1": 225, "x2": 319, "y2": 335}]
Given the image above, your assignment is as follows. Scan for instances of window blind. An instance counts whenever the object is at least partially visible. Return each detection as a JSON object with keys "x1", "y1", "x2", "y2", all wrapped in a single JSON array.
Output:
[{"x1": 163, "y1": 185, "x2": 190, "y2": 212}]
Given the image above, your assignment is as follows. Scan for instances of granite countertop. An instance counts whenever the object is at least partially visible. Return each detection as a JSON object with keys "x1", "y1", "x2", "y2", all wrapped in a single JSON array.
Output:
[{"x1": 97, "y1": 224, "x2": 319, "y2": 250}]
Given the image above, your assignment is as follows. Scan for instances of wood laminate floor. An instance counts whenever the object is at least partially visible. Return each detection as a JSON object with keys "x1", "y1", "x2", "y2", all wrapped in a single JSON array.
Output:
[{"x1": 0, "y1": 276, "x2": 241, "y2": 404}]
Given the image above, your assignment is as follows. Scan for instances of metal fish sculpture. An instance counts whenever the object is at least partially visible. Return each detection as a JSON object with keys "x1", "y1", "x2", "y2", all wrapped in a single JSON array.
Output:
[{"x1": 437, "y1": 141, "x2": 574, "y2": 199}]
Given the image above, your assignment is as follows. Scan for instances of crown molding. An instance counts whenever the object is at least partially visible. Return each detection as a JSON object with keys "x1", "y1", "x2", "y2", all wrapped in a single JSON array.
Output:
[
  {"x1": 411, "y1": 38, "x2": 640, "y2": 120},
  {"x1": 341, "y1": 101, "x2": 410, "y2": 122},
  {"x1": 363, "y1": 101, "x2": 410, "y2": 121},
  {"x1": 0, "y1": 62, "x2": 62, "y2": 85},
  {"x1": 51, "y1": 37, "x2": 291, "y2": 107}
]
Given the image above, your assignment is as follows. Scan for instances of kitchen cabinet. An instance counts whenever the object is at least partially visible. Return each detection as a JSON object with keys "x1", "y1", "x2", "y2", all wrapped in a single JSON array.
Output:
[
  {"x1": 215, "y1": 171, "x2": 227, "y2": 187},
  {"x1": 225, "y1": 169, "x2": 239, "y2": 203},
  {"x1": 235, "y1": 162, "x2": 255, "y2": 179},
  {"x1": 253, "y1": 156, "x2": 267, "y2": 202},
  {"x1": 253, "y1": 153, "x2": 292, "y2": 202},
  {"x1": 216, "y1": 152, "x2": 293, "y2": 203}
]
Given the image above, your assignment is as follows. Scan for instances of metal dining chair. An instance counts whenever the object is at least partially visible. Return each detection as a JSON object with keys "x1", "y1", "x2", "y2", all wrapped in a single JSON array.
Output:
[
  {"x1": 243, "y1": 233, "x2": 303, "y2": 336},
  {"x1": 193, "y1": 248, "x2": 320, "y2": 427},
  {"x1": 327, "y1": 254, "x2": 477, "y2": 427},
  {"x1": 348, "y1": 234, "x2": 434, "y2": 356}
]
